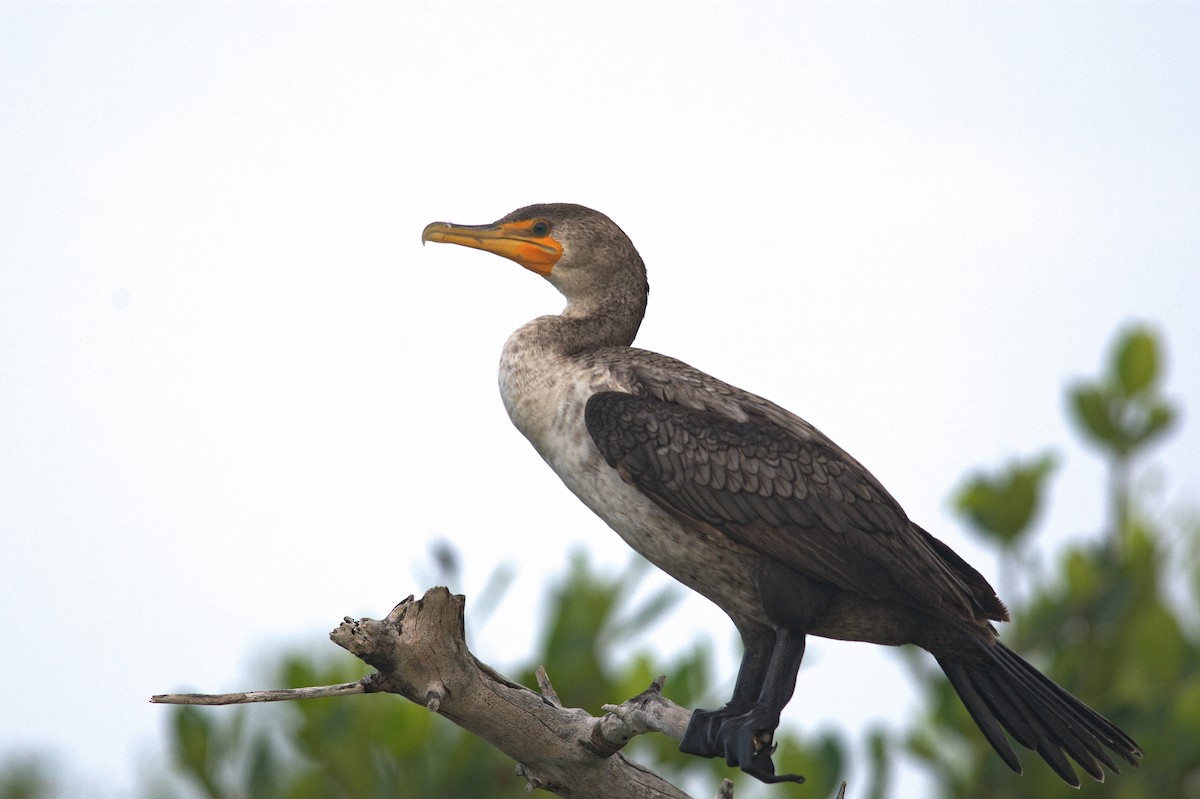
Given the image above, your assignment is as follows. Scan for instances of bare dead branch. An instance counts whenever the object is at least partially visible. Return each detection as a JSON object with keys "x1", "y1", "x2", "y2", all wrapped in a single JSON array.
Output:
[
  {"x1": 329, "y1": 588, "x2": 696, "y2": 797},
  {"x1": 150, "y1": 587, "x2": 849, "y2": 798},
  {"x1": 153, "y1": 587, "x2": 695, "y2": 798}
]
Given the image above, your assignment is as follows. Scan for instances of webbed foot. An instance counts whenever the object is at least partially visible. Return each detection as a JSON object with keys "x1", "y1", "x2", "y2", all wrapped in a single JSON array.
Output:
[
  {"x1": 680, "y1": 705, "x2": 735, "y2": 756},
  {"x1": 680, "y1": 707, "x2": 805, "y2": 785}
]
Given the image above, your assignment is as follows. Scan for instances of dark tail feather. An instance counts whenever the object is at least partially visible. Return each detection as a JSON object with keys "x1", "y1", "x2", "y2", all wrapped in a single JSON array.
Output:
[{"x1": 936, "y1": 641, "x2": 1143, "y2": 787}]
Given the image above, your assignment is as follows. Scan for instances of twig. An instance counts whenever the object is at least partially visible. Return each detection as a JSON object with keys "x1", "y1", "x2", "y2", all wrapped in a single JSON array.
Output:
[
  {"x1": 151, "y1": 681, "x2": 367, "y2": 705},
  {"x1": 537, "y1": 665, "x2": 563, "y2": 707}
]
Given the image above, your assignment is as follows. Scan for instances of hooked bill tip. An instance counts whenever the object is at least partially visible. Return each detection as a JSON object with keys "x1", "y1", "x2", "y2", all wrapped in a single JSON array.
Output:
[{"x1": 420, "y1": 221, "x2": 447, "y2": 246}]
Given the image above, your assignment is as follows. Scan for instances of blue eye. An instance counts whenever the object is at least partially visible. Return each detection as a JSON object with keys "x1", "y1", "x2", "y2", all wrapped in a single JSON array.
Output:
[{"x1": 531, "y1": 220, "x2": 551, "y2": 237}]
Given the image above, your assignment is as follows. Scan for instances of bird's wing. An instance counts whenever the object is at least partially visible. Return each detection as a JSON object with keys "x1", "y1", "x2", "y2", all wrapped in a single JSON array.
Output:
[{"x1": 583, "y1": 357, "x2": 1006, "y2": 625}]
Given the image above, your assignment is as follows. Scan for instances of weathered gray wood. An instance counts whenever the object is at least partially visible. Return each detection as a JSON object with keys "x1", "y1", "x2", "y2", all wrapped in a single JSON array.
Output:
[
  {"x1": 153, "y1": 586, "x2": 712, "y2": 799},
  {"x1": 331, "y1": 587, "x2": 694, "y2": 798}
]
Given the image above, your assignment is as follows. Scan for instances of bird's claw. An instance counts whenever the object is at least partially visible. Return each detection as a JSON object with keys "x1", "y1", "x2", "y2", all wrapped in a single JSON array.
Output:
[{"x1": 725, "y1": 717, "x2": 804, "y2": 783}]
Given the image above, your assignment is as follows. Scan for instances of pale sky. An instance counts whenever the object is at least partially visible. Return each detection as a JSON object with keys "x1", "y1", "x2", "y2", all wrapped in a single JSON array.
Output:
[{"x1": 2, "y1": 3, "x2": 1198, "y2": 797}]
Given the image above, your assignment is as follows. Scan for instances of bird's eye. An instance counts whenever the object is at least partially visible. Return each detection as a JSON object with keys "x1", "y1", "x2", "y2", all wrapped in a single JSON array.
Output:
[{"x1": 530, "y1": 220, "x2": 551, "y2": 237}]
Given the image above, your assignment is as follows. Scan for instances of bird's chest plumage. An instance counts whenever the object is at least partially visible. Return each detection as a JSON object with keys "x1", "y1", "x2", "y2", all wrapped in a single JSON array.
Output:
[{"x1": 498, "y1": 332, "x2": 766, "y2": 630}]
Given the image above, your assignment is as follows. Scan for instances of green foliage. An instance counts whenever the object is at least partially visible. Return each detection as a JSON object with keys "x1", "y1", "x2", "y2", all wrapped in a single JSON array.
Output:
[
  {"x1": 955, "y1": 452, "x2": 1057, "y2": 549},
  {"x1": 905, "y1": 325, "x2": 1200, "y2": 798},
  {"x1": 0, "y1": 756, "x2": 58, "y2": 799},
  {"x1": 1068, "y1": 325, "x2": 1175, "y2": 459}
]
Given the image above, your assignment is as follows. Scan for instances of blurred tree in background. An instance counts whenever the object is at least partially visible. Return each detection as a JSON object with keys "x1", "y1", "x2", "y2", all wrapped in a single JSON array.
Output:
[
  {"x1": 903, "y1": 325, "x2": 1199, "y2": 797},
  {"x1": 0, "y1": 325, "x2": 1193, "y2": 798}
]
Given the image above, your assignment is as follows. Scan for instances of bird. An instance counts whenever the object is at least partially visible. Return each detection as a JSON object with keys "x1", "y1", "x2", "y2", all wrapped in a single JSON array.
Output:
[{"x1": 421, "y1": 203, "x2": 1143, "y2": 786}]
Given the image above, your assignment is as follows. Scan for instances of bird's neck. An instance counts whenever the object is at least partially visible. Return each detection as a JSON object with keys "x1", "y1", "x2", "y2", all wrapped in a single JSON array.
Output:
[
  {"x1": 498, "y1": 293, "x2": 645, "y2": 444},
  {"x1": 558, "y1": 292, "x2": 646, "y2": 353},
  {"x1": 506, "y1": 292, "x2": 646, "y2": 363}
]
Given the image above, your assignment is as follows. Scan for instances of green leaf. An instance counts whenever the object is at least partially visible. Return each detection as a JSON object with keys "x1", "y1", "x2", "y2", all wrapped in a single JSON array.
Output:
[
  {"x1": 955, "y1": 453, "x2": 1057, "y2": 546},
  {"x1": 172, "y1": 706, "x2": 212, "y2": 782},
  {"x1": 1115, "y1": 327, "x2": 1159, "y2": 396},
  {"x1": 865, "y1": 726, "x2": 892, "y2": 799},
  {"x1": 246, "y1": 737, "x2": 279, "y2": 799},
  {"x1": 1126, "y1": 600, "x2": 1186, "y2": 683},
  {"x1": 604, "y1": 584, "x2": 681, "y2": 644},
  {"x1": 1069, "y1": 384, "x2": 1123, "y2": 451},
  {"x1": 1130, "y1": 402, "x2": 1176, "y2": 450}
]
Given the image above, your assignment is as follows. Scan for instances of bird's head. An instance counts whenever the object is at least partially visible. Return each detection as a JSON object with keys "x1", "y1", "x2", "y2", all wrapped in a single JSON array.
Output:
[{"x1": 422, "y1": 203, "x2": 648, "y2": 313}]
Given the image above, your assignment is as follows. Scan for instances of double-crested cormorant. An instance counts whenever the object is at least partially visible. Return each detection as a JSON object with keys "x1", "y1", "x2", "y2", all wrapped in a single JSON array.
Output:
[{"x1": 421, "y1": 203, "x2": 1142, "y2": 785}]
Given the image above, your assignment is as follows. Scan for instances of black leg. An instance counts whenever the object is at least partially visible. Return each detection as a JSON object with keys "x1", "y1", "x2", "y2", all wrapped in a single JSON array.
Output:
[
  {"x1": 680, "y1": 630, "x2": 774, "y2": 757},
  {"x1": 717, "y1": 627, "x2": 807, "y2": 783},
  {"x1": 680, "y1": 561, "x2": 828, "y2": 784}
]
